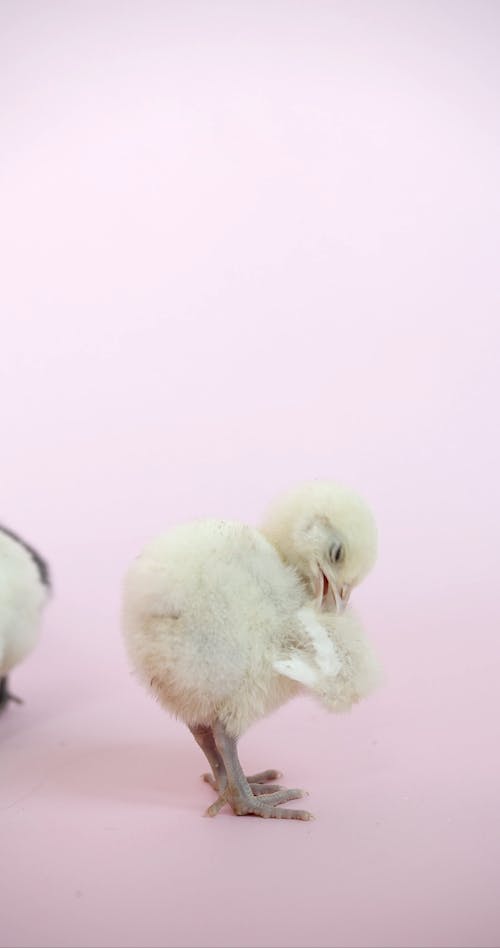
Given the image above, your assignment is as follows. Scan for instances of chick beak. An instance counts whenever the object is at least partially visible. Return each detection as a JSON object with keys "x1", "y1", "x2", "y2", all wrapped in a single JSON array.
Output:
[
  {"x1": 331, "y1": 582, "x2": 343, "y2": 614},
  {"x1": 324, "y1": 573, "x2": 351, "y2": 615},
  {"x1": 312, "y1": 567, "x2": 344, "y2": 614},
  {"x1": 312, "y1": 566, "x2": 351, "y2": 614}
]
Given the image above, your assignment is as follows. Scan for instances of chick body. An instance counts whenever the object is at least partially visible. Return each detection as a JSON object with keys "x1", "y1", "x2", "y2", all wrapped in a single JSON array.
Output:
[
  {"x1": 123, "y1": 519, "x2": 305, "y2": 737},
  {"x1": 123, "y1": 517, "x2": 379, "y2": 739},
  {"x1": 0, "y1": 528, "x2": 49, "y2": 681}
]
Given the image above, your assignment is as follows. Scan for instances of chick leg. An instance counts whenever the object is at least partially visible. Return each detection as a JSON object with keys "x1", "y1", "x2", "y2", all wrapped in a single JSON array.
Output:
[
  {"x1": 0, "y1": 676, "x2": 22, "y2": 712},
  {"x1": 190, "y1": 725, "x2": 283, "y2": 796},
  {"x1": 189, "y1": 724, "x2": 226, "y2": 791},
  {"x1": 209, "y1": 718, "x2": 312, "y2": 820}
]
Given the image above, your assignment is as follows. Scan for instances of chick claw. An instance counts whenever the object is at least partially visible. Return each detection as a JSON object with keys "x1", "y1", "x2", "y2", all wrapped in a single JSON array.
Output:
[
  {"x1": 202, "y1": 767, "x2": 283, "y2": 794},
  {"x1": 206, "y1": 785, "x2": 311, "y2": 820}
]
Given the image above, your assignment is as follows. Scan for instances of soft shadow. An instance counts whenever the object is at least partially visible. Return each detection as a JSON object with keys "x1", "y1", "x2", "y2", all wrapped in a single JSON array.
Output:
[
  {"x1": 0, "y1": 690, "x2": 94, "y2": 741},
  {"x1": 50, "y1": 740, "x2": 210, "y2": 811}
]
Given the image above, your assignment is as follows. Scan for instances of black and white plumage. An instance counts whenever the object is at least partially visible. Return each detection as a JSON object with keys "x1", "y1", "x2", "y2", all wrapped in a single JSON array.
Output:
[
  {"x1": 123, "y1": 482, "x2": 380, "y2": 820},
  {"x1": 0, "y1": 525, "x2": 51, "y2": 711}
]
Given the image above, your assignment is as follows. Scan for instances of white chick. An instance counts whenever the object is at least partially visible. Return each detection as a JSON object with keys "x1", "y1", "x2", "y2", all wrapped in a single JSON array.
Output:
[
  {"x1": 0, "y1": 525, "x2": 51, "y2": 711},
  {"x1": 122, "y1": 481, "x2": 380, "y2": 821}
]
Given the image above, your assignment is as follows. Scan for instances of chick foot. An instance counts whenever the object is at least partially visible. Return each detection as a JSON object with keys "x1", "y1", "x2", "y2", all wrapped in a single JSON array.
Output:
[
  {"x1": 207, "y1": 718, "x2": 313, "y2": 821},
  {"x1": 207, "y1": 784, "x2": 311, "y2": 819},
  {"x1": 0, "y1": 676, "x2": 23, "y2": 713},
  {"x1": 203, "y1": 768, "x2": 283, "y2": 796}
]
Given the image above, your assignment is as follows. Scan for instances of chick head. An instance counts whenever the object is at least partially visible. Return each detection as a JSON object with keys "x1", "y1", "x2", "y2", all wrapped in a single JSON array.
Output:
[{"x1": 261, "y1": 481, "x2": 377, "y2": 612}]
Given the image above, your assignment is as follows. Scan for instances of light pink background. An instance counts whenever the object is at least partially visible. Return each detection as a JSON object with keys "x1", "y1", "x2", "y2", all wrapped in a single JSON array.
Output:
[{"x1": 1, "y1": 2, "x2": 499, "y2": 947}]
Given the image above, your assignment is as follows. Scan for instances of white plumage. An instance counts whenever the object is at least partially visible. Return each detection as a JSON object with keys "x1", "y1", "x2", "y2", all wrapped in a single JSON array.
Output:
[
  {"x1": 0, "y1": 527, "x2": 50, "y2": 710},
  {"x1": 123, "y1": 481, "x2": 380, "y2": 820}
]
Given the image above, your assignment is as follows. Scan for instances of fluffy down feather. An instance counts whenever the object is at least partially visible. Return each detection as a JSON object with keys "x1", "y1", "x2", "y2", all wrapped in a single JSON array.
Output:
[
  {"x1": 0, "y1": 529, "x2": 49, "y2": 679},
  {"x1": 123, "y1": 513, "x2": 379, "y2": 739}
]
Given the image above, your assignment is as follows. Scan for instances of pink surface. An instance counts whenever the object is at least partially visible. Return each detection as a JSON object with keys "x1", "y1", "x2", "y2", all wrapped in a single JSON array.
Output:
[{"x1": 1, "y1": 2, "x2": 499, "y2": 946}]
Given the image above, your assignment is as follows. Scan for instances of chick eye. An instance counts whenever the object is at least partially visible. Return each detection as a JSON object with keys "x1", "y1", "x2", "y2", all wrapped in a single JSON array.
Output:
[{"x1": 330, "y1": 542, "x2": 344, "y2": 564}]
